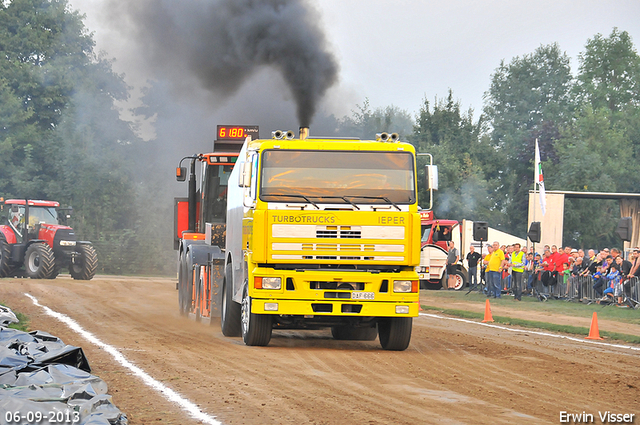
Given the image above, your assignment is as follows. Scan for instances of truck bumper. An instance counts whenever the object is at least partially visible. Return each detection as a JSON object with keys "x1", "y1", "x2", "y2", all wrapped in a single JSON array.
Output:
[{"x1": 251, "y1": 298, "x2": 419, "y2": 317}]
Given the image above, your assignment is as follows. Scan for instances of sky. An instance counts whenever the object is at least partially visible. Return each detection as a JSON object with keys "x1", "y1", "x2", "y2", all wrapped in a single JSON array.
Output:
[{"x1": 68, "y1": 0, "x2": 640, "y2": 139}]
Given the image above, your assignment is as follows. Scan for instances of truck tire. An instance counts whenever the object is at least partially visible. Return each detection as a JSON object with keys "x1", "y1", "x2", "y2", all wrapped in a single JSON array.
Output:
[
  {"x1": 422, "y1": 280, "x2": 442, "y2": 290},
  {"x1": 24, "y1": 243, "x2": 56, "y2": 279},
  {"x1": 221, "y1": 263, "x2": 241, "y2": 337},
  {"x1": 241, "y1": 287, "x2": 272, "y2": 346},
  {"x1": 194, "y1": 266, "x2": 202, "y2": 323},
  {"x1": 178, "y1": 252, "x2": 190, "y2": 316},
  {"x1": 0, "y1": 236, "x2": 14, "y2": 278},
  {"x1": 178, "y1": 252, "x2": 185, "y2": 315},
  {"x1": 451, "y1": 269, "x2": 467, "y2": 291},
  {"x1": 331, "y1": 325, "x2": 378, "y2": 341},
  {"x1": 69, "y1": 244, "x2": 97, "y2": 280},
  {"x1": 440, "y1": 269, "x2": 467, "y2": 291},
  {"x1": 378, "y1": 317, "x2": 412, "y2": 351}
]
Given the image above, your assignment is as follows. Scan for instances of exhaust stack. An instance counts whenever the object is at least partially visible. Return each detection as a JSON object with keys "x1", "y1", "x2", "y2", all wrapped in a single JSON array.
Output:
[{"x1": 299, "y1": 127, "x2": 309, "y2": 140}]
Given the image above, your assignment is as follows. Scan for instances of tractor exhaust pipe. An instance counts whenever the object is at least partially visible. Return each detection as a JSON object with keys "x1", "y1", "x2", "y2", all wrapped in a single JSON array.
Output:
[{"x1": 299, "y1": 127, "x2": 309, "y2": 140}]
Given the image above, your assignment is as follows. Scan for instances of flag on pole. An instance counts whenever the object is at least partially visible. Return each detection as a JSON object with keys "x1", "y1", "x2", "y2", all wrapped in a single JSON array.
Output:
[{"x1": 535, "y1": 139, "x2": 546, "y2": 215}]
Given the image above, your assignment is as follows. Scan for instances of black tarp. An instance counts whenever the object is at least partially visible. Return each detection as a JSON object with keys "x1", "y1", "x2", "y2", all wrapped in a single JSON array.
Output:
[{"x1": 0, "y1": 315, "x2": 127, "y2": 425}]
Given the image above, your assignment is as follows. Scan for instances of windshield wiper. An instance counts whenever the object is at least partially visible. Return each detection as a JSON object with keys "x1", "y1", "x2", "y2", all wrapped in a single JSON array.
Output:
[
  {"x1": 343, "y1": 195, "x2": 402, "y2": 211},
  {"x1": 263, "y1": 194, "x2": 319, "y2": 209},
  {"x1": 301, "y1": 195, "x2": 360, "y2": 210}
]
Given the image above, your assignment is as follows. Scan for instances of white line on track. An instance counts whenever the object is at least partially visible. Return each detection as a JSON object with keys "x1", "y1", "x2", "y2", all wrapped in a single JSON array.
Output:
[
  {"x1": 25, "y1": 293, "x2": 222, "y2": 425},
  {"x1": 419, "y1": 312, "x2": 640, "y2": 352}
]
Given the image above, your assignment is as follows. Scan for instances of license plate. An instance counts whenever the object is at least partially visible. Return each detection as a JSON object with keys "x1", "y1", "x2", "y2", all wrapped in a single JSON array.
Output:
[{"x1": 351, "y1": 292, "x2": 374, "y2": 300}]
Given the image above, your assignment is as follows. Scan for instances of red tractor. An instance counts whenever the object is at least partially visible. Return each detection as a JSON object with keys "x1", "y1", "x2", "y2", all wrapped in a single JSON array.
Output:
[{"x1": 0, "y1": 199, "x2": 97, "y2": 280}]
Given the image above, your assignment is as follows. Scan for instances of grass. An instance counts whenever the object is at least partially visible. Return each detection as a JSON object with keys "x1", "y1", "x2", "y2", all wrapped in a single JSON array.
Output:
[
  {"x1": 0, "y1": 302, "x2": 29, "y2": 332},
  {"x1": 420, "y1": 290, "x2": 640, "y2": 345},
  {"x1": 422, "y1": 290, "x2": 640, "y2": 324}
]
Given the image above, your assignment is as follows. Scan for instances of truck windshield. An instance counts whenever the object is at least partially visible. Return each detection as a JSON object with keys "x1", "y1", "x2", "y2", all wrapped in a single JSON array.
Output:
[{"x1": 260, "y1": 150, "x2": 415, "y2": 204}]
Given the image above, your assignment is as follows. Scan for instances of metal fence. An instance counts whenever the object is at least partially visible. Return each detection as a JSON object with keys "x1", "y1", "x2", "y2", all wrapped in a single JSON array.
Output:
[{"x1": 527, "y1": 271, "x2": 640, "y2": 306}]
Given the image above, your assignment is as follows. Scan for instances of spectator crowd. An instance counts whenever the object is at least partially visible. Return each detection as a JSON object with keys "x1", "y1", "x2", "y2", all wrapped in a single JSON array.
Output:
[{"x1": 468, "y1": 242, "x2": 640, "y2": 306}]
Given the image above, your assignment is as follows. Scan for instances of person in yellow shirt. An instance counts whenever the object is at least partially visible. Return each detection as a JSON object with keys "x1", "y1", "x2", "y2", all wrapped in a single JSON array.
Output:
[
  {"x1": 487, "y1": 241, "x2": 505, "y2": 298},
  {"x1": 509, "y1": 243, "x2": 525, "y2": 301}
]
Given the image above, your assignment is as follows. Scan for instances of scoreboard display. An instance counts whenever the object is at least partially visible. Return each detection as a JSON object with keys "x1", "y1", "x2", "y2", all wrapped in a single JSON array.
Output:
[{"x1": 216, "y1": 125, "x2": 259, "y2": 141}]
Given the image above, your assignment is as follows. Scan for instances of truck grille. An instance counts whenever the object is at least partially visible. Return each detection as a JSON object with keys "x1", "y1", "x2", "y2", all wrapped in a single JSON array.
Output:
[
  {"x1": 310, "y1": 281, "x2": 365, "y2": 290},
  {"x1": 270, "y1": 224, "x2": 406, "y2": 262},
  {"x1": 316, "y1": 226, "x2": 362, "y2": 239}
]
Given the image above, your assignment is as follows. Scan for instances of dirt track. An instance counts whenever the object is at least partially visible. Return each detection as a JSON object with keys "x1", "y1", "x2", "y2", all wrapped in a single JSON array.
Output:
[{"x1": 1, "y1": 275, "x2": 639, "y2": 424}]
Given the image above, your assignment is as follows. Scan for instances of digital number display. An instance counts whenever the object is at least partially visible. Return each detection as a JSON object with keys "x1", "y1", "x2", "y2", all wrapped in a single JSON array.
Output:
[{"x1": 216, "y1": 125, "x2": 259, "y2": 141}]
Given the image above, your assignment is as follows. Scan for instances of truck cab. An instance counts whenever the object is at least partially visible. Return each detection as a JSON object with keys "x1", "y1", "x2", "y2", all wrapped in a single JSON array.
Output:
[
  {"x1": 417, "y1": 211, "x2": 468, "y2": 290},
  {"x1": 220, "y1": 130, "x2": 424, "y2": 350}
]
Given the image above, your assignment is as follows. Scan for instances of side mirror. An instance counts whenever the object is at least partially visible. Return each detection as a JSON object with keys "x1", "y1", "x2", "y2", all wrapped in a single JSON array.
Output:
[
  {"x1": 57, "y1": 206, "x2": 73, "y2": 225},
  {"x1": 238, "y1": 161, "x2": 252, "y2": 188},
  {"x1": 425, "y1": 165, "x2": 438, "y2": 191},
  {"x1": 176, "y1": 167, "x2": 187, "y2": 182}
]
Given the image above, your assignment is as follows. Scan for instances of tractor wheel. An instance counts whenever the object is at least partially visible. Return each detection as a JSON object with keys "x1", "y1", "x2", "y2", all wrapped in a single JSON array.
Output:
[
  {"x1": 48, "y1": 261, "x2": 62, "y2": 280},
  {"x1": 24, "y1": 243, "x2": 56, "y2": 279},
  {"x1": 0, "y1": 236, "x2": 15, "y2": 278},
  {"x1": 331, "y1": 325, "x2": 378, "y2": 341},
  {"x1": 69, "y1": 244, "x2": 98, "y2": 280},
  {"x1": 241, "y1": 287, "x2": 272, "y2": 346},
  {"x1": 378, "y1": 317, "x2": 413, "y2": 351},
  {"x1": 220, "y1": 263, "x2": 241, "y2": 337}
]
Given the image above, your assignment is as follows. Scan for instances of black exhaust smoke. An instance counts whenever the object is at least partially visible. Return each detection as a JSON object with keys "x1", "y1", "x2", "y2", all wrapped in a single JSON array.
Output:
[{"x1": 115, "y1": 0, "x2": 339, "y2": 127}]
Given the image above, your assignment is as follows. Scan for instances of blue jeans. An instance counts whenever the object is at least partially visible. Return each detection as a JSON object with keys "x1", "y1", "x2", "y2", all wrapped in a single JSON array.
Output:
[
  {"x1": 488, "y1": 271, "x2": 502, "y2": 297},
  {"x1": 469, "y1": 266, "x2": 478, "y2": 287}
]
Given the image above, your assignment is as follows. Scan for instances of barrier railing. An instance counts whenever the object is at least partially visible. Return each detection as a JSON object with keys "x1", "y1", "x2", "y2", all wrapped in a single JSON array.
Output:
[{"x1": 481, "y1": 269, "x2": 639, "y2": 307}]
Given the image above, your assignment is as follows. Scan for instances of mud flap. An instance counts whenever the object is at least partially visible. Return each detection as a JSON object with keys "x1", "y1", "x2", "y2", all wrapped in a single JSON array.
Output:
[{"x1": 208, "y1": 252, "x2": 225, "y2": 317}]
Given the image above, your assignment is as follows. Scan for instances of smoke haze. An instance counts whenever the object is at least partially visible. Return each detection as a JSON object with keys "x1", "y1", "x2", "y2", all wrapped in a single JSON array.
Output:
[{"x1": 110, "y1": 0, "x2": 339, "y2": 127}]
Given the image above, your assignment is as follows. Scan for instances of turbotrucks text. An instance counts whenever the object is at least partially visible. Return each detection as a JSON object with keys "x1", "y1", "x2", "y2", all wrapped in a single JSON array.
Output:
[{"x1": 220, "y1": 129, "x2": 432, "y2": 350}]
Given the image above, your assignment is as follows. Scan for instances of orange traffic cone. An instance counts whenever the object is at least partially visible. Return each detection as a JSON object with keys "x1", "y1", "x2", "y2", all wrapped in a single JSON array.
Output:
[
  {"x1": 482, "y1": 299, "x2": 494, "y2": 323},
  {"x1": 585, "y1": 312, "x2": 604, "y2": 340}
]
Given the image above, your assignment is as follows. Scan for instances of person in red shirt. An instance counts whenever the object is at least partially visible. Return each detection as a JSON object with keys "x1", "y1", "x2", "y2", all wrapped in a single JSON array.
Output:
[
  {"x1": 540, "y1": 249, "x2": 555, "y2": 286},
  {"x1": 555, "y1": 246, "x2": 571, "y2": 285},
  {"x1": 548, "y1": 245, "x2": 559, "y2": 267}
]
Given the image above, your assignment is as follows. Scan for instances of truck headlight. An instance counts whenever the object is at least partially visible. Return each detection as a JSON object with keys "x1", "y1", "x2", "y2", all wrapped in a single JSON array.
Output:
[
  {"x1": 264, "y1": 303, "x2": 279, "y2": 311},
  {"x1": 259, "y1": 277, "x2": 281, "y2": 290},
  {"x1": 395, "y1": 305, "x2": 410, "y2": 314},
  {"x1": 393, "y1": 280, "x2": 418, "y2": 293}
]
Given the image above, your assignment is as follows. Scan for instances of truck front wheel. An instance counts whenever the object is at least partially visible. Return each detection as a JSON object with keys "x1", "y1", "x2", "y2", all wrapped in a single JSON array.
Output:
[
  {"x1": 241, "y1": 287, "x2": 272, "y2": 346},
  {"x1": 24, "y1": 243, "x2": 56, "y2": 279},
  {"x1": 378, "y1": 317, "x2": 412, "y2": 351},
  {"x1": 69, "y1": 244, "x2": 97, "y2": 280},
  {"x1": 220, "y1": 264, "x2": 241, "y2": 337}
]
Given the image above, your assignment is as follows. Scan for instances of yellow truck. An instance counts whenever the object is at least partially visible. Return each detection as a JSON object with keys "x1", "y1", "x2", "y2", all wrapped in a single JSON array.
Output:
[{"x1": 221, "y1": 128, "x2": 431, "y2": 350}]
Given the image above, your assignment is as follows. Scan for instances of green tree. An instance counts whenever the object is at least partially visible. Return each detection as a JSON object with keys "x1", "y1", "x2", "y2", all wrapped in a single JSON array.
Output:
[
  {"x1": 483, "y1": 43, "x2": 575, "y2": 236},
  {"x1": 411, "y1": 91, "x2": 499, "y2": 224},
  {"x1": 576, "y1": 28, "x2": 640, "y2": 114},
  {"x1": 337, "y1": 98, "x2": 414, "y2": 140},
  {"x1": 547, "y1": 106, "x2": 637, "y2": 248},
  {"x1": 0, "y1": 0, "x2": 171, "y2": 274},
  {"x1": 549, "y1": 28, "x2": 640, "y2": 249}
]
